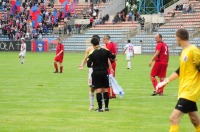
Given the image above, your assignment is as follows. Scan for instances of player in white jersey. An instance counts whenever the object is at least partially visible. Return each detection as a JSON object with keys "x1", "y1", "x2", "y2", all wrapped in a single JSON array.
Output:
[
  {"x1": 79, "y1": 35, "x2": 100, "y2": 110},
  {"x1": 79, "y1": 35, "x2": 114, "y2": 111},
  {"x1": 123, "y1": 40, "x2": 134, "y2": 69},
  {"x1": 19, "y1": 38, "x2": 26, "y2": 64}
]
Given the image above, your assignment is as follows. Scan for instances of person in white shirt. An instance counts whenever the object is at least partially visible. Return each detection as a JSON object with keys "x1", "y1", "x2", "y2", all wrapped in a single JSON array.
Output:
[
  {"x1": 19, "y1": 38, "x2": 26, "y2": 64},
  {"x1": 123, "y1": 40, "x2": 134, "y2": 69}
]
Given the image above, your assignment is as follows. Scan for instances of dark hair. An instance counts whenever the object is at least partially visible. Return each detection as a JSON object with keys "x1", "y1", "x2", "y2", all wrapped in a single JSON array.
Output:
[
  {"x1": 92, "y1": 35, "x2": 100, "y2": 41},
  {"x1": 128, "y1": 40, "x2": 131, "y2": 43},
  {"x1": 91, "y1": 37, "x2": 99, "y2": 46},
  {"x1": 176, "y1": 28, "x2": 189, "y2": 41}
]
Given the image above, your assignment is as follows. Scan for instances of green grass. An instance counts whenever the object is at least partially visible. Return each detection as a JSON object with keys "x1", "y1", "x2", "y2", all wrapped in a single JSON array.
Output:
[{"x1": 0, "y1": 52, "x2": 196, "y2": 132}]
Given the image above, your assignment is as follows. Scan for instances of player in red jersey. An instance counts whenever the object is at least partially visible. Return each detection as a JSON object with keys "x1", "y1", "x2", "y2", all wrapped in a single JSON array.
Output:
[
  {"x1": 149, "y1": 34, "x2": 169, "y2": 96},
  {"x1": 103, "y1": 35, "x2": 118, "y2": 98},
  {"x1": 54, "y1": 38, "x2": 64, "y2": 73}
]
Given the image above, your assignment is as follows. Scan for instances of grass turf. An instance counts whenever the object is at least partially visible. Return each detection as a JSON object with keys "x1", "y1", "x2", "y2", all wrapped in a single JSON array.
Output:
[{"x1": 0, "y1": 52, "x2": 196, "y2": 132}]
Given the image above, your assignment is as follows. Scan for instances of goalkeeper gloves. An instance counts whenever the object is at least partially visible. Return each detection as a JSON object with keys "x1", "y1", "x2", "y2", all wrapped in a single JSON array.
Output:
[{"x1": 156, "y1": 78, "x2": 169, "y2": 91}]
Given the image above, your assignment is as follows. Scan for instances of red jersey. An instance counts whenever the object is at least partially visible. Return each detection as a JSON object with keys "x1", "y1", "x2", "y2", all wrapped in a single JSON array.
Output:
[
  {"x1": 106, "y1": 42, "x2": 118, "y2": 55},
  {"x1": 155, "y1": 42, "x2": 169, "y2": 62},
  {"x1": 56, "y1": 43, "x2": 64, "y2": 56}
]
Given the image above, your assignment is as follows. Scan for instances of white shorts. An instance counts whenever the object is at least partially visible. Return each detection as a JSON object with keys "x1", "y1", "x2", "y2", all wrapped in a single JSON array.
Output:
[
  {"x1": 19, "y1": 52, "x2": 26, "y2": 57},
  {"x1": 126, "y1": 55, "x2": 131, "y2": 61},
  {"x1": 88, "y1": 68, "x2": 93, "y2": 86}
]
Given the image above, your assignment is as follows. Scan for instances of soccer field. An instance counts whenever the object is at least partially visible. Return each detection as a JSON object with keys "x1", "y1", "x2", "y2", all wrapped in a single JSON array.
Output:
[{"x1": 0, "y1": 52, "x2": 196, "y2": 132}]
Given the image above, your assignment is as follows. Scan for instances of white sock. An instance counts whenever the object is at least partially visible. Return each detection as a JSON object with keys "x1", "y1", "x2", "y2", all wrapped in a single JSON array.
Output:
[
  {"x1": 101, "y1": 93, "x2": 104, "y2": 106},
  {"x1": 89, "y1": 92, "x2": 94, "y2": 106},
  {"x1": 128, "y1": 61, "x2": 131, "y2": 69},
  {"x1": 22, "y1": 58, "x2": 25, "y2": 63}
]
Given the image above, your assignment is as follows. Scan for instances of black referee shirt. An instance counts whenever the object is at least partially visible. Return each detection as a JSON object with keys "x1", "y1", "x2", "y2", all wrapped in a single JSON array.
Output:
[{"x1": 87, "y1": 47, "x2": 116, "y2": 71}]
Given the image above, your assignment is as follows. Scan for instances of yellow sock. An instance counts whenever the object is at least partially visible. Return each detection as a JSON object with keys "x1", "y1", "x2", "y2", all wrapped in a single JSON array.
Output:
[
  {"x1": 169, "y1": 125, "x2": 179, "y2": 132},
  {"x1": 196, "y1": 125, "x2": 200, "y2": 132}
]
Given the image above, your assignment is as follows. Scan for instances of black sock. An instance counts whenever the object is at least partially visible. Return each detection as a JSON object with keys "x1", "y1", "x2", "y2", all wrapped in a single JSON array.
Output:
[
  {"x1": 96, "y1": 93, "x2": 102, "y2": 109},
  {"x1": 103, "y1": 92, "x2": 109, "y2": 108}
]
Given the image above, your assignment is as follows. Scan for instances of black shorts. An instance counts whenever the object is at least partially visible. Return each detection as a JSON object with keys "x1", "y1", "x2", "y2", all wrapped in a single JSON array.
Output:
[
  {"x1": 175, "y1": 98, "x2": 198, "y2": 113},
  {"x1": 91, "y1": 70, "x2": 109, "y2": 89}
]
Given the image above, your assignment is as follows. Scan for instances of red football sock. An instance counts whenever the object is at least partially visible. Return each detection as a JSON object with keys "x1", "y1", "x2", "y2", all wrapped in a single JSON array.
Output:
[
  {"x1": 159, "y1": 78, "x2": 166, "y2": 94},
  {"x1": 111, "y1": 89, "x2": 116, "y2": 97},
  {"x1": 60, "y1": 66, "x2": 63, "y2": 73},
  {"x1": 54, "y1": 62, "x2": 58, "y2": 71},
  {"x1": 151, "y1": 77, "x2": 158, "y2": 90},
  {"x1": 108, "y1": 88, "x2": 111, "y2": 97}
]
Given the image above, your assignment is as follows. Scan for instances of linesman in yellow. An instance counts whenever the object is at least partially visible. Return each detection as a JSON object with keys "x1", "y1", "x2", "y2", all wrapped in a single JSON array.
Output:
[{"x1": 156, "y1": 28, "x2": 200, "y2": 132}]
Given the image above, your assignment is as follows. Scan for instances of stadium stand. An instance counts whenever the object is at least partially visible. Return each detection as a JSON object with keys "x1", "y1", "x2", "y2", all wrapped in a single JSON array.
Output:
[{"x1": 124, "y1": 0, "x2": 200, "y2": 55}]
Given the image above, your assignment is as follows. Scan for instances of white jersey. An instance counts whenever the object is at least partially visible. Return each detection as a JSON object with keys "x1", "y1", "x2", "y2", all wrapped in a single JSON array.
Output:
[
  {"x1": 124, "y1": 43, "x2": 134, "y2": 57},
  {"x1": 19, "y1": 43, "x2": 26, "y2": 56}
]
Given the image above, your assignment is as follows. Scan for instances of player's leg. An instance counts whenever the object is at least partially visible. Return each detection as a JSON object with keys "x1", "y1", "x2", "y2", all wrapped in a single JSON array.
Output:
[
  {"x1": 92, "y1": 71, "x2": 103, "y2": 112},
  {"x1": 89, "y1": 87, "x2": 95, "y2": 110},
  {"x1": 101, "y1": 72, "x2": 109, "y2": 111},
  {"x1": 59, "y1": 62, "x2": 63, "y2": 73},
  {"x1": 169, "y1": 109, "x2": 184, "y2": 132},
  {"x1": 58, "y1": 56, "x2": 63, "y2": 73},
  {"x1": 188, "y1": 111, "x2": 200, "y2": 131},
  {"x1": 22, "y1": 55, "x2": 25, "y2": 64},
  {"x1": 54, "y1": 56, "x2": 59, "y2": 73},
  {"x1": 109, "y1": 62, "x2": 116, "y2": 98},
  {"x1": 95, "y1": 88, "x2": 103, "y2": 112},
  {"x1": 158, "y1": 63, "x2": 168, "y2": 95},
  {"x1": 150, "y1": 63, "x2": 159, "y2": 95},
  {"x1": 54, "y1": 61, "x2": 58, "y2": 73},
  {"x1": 150, "y1": 76, "x2": 158, "y2": 96},
  {"x1": 102, "y1": 88, "x2": 109, "y2": 111},
  {"x1": 126, "y1": 55, "x2": 131, "y2": 69},
  {"x1": 88, "y1": 68, "x2": 94, "y2": 110}
]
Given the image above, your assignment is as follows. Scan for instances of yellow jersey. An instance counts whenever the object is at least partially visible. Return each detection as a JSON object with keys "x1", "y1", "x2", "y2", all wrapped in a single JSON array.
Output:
[{"x1": 178, "y1": 45, "x2": 200, "y2": 102}]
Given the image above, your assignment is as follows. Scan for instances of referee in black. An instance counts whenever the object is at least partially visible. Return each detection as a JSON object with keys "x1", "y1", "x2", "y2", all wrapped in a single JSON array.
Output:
[{"x1": 87, "y1": 37, "x2": 116, "y2": 112}]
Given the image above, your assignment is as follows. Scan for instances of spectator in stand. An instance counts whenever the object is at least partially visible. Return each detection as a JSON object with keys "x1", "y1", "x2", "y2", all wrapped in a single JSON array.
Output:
[
  {"x1": 183, "y1": 3, "x2": 187, "y2": 13},
  {"x1": 171, "y1": 11, "x2": 175, "y2": 17},
  {"x1": 160, "y1": 7, "x2": 164, "y2": 17},
  {"x1": 187, "y1": 4, "x2": 194, "y2": 13},
  {"x1": 128, "y1": 11, "x2": 132, "y2": 21}
]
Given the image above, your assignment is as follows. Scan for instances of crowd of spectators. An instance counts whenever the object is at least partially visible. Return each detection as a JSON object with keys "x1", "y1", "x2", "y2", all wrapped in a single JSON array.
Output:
[
  {"x1": 0, "y1": 0, "x2": 81, "y2": 40},
  {"x1": 175, "y1": 3, "x2": 195, "y2": 13}
]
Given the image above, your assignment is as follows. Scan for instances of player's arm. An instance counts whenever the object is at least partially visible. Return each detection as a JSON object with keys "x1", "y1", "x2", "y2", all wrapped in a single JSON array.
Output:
[
  {"x1": 57, "y1": 45, "x2": 64, "y2": 56},
  {"x1": 87, "y1": 54, "x2": 93, "y2": 68},
  {"x1": 123, "y1": 48, "x2": 127, "y2": 55},
  {"x1": 132, "y1": 47, "x2": 134, "y2": 57},
  {"x1": 79, "y1": 48, "x2": 89, "y2": 70},
  {"x1": 156, "y1": 67, "x2": 179, "y2": 90},
  {"x1": 148, "y1": 50, "x2": 160, "y2": 67},
  {"x1": 57, "y1": 50, "x2": 63, "y2": 56}
]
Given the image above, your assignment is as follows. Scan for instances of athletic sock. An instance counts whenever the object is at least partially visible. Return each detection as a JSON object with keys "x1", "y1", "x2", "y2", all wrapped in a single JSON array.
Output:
[
  {"x1": 60, "y1": 66, "x2": 63, "y2": 73},
  {"x1": 195, "y1": 125, "x2": 200, "y2": 132},
  {"x1": 151, "y1": 77, "x2": 158, "y2": 90},
  {"x1": 89, "y1": 92, "x2": 94, "y2": 106},
  {"x1": 54, "y1": 62, "x2": 58, "y2": 71},
  {"x1": 128, "y1": 61, "x2": 131, "y2": 69},
  {"x1": 169, "y1": 125, "x2": 179, "y2": 132},
  {"x1": 96, "y1": 93, "x2": 102, "y2": 109},
  {"x1": 159, "y1": 78, "x2": 165, "y2": 94},
  {"x1": 103, "y1": 92, "x2": 109, "y2": 108},
  {"x1": 108, "y1": 87, "x2": 111, "y2": 97}
]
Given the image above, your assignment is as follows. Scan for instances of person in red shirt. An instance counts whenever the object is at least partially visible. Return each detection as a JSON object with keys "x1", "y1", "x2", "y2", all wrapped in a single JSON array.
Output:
[
  {"x1": 149, "y1": 34, "x2": 169, "y2": 96},
  {"x1": 103, "y1": 35, "x2": 118, "y2": 98},
  {"x1": 54, "y1": 37, "x2": 64, "y2": 73}
]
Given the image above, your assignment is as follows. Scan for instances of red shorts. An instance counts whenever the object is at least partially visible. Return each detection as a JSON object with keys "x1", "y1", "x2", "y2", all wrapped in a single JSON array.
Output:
[
  {"x1": 54, "y1": 55, "x2": 63, "y2": 63},
  {"x1": 150, "y1": 62, "x2": 168, "y2": 78},
  {"x1": 107, "y1": 61, "x2": 116, "y2": 77}
]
